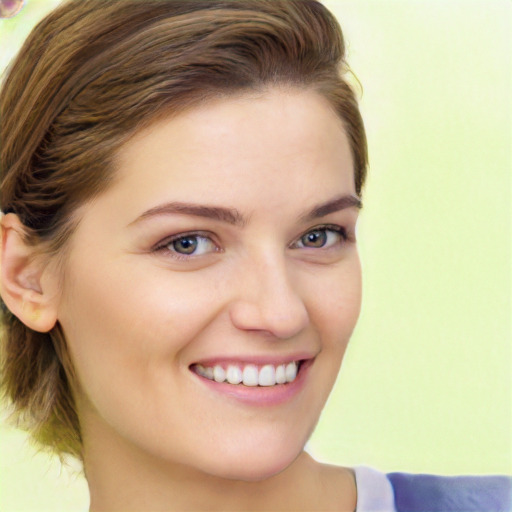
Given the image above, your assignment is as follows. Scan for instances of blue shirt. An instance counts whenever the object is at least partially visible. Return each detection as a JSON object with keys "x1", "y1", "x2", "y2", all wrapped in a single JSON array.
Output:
[{"x1": 354, "y1": 466, "x2": 512, "y2": 512}]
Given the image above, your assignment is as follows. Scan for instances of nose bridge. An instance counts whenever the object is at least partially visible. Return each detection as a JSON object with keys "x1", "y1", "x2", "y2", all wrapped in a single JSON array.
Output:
[{"x1": 229, "y1": 248, "x2": 309, "y2": 339}]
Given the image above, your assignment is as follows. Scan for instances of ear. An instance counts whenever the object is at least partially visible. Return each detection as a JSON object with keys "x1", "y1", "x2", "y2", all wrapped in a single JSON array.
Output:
[{"x1": 0, "y1": 213, "x2": 59, "y2": 332}]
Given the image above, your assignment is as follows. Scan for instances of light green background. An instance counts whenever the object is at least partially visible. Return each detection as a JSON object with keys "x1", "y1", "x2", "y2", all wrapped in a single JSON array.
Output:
[{"x1": 1, "y1": 1, "x2": 511, "y2": 510}]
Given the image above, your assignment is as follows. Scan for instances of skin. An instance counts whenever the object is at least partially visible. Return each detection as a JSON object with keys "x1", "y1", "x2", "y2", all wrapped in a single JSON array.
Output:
[{"x1": 3, "y1": 88, "x2": 362, "y2": 511}]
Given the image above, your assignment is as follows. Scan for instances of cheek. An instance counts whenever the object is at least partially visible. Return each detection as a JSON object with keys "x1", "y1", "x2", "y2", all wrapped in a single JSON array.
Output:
[
  {"x1": 57, "y1": 259, "x2": 225, "y2": 406},
  {"x1": 294, "y1": 256, "x2": 361, "y2": 404},
  {"x1": 308, "y1": 257, "x2": 362, "y2": 344}
]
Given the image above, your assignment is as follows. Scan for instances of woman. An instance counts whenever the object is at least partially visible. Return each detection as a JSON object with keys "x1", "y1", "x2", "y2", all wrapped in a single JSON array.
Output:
[{"x1": 0, "y1": 1, "x2": 510, "y2": 510}]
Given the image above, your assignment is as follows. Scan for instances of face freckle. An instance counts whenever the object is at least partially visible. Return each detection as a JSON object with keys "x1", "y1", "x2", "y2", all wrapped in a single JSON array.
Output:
[{"x1": 56, "y1": 88, "x2": 362, "y2": 481}]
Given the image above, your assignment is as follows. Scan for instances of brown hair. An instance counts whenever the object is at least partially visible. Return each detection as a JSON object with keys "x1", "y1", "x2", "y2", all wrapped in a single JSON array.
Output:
[{"x1": 0, "y1": 0, "x2": 367, "y2": 460}]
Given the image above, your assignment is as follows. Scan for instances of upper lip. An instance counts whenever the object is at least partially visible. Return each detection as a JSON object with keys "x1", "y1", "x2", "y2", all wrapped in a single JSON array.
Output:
[{"x1": 190, "y1": 352, "x2": 317, "y2": 368}]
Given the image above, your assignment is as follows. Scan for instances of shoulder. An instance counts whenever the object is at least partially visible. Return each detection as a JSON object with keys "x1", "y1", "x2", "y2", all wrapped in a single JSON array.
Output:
[{"x1": 354, "y1": 466, "x2": 512, "y2": 512}]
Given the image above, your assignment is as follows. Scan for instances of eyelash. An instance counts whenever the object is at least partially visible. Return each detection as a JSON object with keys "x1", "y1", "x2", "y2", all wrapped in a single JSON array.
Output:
[
  {"x1": 153, "y1": 231, "x2": 219, "y2": 261},
  {"x1": 153, "y1": 224, "x2": 348, "y2": 261},
  {"x1": 292, "y1": 224, "x2": 348, "y2": 250}
]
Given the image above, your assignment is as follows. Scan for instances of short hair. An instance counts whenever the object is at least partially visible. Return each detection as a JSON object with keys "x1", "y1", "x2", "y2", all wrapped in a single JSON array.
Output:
[{"x1": 0, "y1": 0, "x2": 367, "y2": 460}]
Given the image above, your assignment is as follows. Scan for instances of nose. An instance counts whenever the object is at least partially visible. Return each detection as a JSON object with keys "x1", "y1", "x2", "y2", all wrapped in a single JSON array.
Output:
[{"x1": 228, "y1": 255, "x2": 310, "y2": 339}]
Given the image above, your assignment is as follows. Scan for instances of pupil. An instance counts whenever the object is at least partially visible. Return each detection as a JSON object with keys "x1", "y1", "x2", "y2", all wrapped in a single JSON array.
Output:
[
  {"x1": 304, "y1": 230, "x2": 326, "y2": 247},
  {"x1": 174, "y1": 237, "x2": 198, "y2": 254}
]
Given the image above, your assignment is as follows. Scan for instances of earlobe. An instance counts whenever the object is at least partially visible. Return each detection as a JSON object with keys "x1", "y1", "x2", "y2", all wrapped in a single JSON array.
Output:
[{"x1": 0, "y1": 213, "x2": 58, "y2": 333}]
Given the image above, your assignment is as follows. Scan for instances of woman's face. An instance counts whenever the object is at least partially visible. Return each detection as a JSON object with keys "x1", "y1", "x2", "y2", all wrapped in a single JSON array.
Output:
[{"x1": 56, "y1": 88, "x2": 362, "y2": 481}]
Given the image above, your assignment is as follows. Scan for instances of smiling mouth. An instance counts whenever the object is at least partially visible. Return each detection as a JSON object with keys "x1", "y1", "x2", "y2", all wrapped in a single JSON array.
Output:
[{"x1": 190, "y1": 360, "x2": 305, "y2": 387}]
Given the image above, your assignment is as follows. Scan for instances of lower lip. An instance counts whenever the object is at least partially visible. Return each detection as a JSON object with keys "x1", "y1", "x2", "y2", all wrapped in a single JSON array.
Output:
[{"x1": 190, "y1": 359, "x2": 313, "y2": 406}]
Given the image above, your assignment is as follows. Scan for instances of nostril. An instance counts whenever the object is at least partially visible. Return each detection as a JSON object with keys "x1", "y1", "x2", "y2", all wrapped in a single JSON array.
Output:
[
  {"x1": 229, "y1": 292, "x2": 309, "y2": 339},
  {"x1": 228, "y1": 258, "x2": 310, "y2": 338}
]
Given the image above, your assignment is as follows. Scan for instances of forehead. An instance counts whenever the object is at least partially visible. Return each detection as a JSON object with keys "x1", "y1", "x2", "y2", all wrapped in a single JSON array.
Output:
[{"x1": 106, "y1": 88, "x2": 355, "y2": 218}]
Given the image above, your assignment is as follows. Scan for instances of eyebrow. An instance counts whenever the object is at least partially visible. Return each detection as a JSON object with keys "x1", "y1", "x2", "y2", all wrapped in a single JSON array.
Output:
[
  {"x1": 301, "y1": 194, "x2": 362, "y2": 221},
  {"x1": 133, "y1": 203, "x2": 246, "y2": 226},
  {"x1": 132, "y1": 194, "x2": 361, "y2": 227}
]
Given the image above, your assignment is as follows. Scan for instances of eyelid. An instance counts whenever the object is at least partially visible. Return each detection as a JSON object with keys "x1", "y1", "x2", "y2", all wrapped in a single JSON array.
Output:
[
  {"x1": 150, "y1": 224, "x2": 348, "y2": 261},
  {"x1": 153, "y1": 231, "x2": 219, "y2": 258},
  {"x1": 291, "y1": 224, "x2": 348, "y2": 249}
]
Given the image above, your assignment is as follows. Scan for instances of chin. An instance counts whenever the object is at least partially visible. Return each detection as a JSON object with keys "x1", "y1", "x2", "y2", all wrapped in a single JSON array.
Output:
[
  {"x1": 208, "y1": 455, "x2": 299, "y2": 483},
  {"x1": 193, "y1": 437, "x2": 306, "y2": 483}
]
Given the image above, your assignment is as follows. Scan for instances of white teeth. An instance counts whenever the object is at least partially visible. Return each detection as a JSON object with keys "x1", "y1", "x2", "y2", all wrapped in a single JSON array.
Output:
[
  {"x1": 196, "y1": 364, "x2": 206, "y2": 377},
  {"x1": 275, "y1": 364, "x2": 286, "y2": 384},
  {"x1": 258, "y1": 364, "x2": 276, "y2": 386},
  {"x1": 226, "y1": 365, "x2": 243, "y2": 385},
  {"x1": 285, "y1": 362, "x2": 297, "y2": 382},
  {"x1": 195, "y1": 361, "x2": 301, "y2": 387},
  {"x1": 213, "y1": 365, "x2": 226, "y2": 383},
  {"x1": 242, "y1": 365, "x2": 259, "y2": 386}
]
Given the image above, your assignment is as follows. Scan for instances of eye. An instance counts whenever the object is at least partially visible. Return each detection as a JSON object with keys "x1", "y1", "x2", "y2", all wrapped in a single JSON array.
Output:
[
  {"x1": 155, "y1": 233, "x2": 218, "y2": 258},
  {"x1": 293, "y1": 226, "x2": 347, "y2": 250}
]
